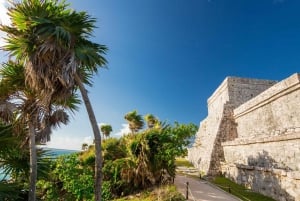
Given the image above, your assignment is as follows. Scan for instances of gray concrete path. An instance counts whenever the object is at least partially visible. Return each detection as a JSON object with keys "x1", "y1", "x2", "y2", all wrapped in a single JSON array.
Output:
[{"x1": 174, "y1": 174, "x2": 240, "y2": 201}]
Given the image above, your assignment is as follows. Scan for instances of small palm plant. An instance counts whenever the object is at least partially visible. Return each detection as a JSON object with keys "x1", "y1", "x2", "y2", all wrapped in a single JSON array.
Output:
[
  {"x1": 100, "y1": 124, "x2": 112, "y2": 140},
  {"x1": 144, "y1": 114, "x2": 158, "y2": 129},
  {"x1": 124, "y1": 110, "x2": 144, "y2": 134}
]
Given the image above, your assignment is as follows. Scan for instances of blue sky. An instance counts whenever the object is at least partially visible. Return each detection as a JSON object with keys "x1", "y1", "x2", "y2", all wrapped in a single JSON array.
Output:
[{"x1": 0, "y1": 0, "x2": 299, "y2": 150}]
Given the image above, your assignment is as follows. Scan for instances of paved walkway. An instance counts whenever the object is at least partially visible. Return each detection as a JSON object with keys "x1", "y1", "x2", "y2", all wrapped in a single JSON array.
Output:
[{"x1": 174, "y1": 174, "x2": 240, "y2": 201}]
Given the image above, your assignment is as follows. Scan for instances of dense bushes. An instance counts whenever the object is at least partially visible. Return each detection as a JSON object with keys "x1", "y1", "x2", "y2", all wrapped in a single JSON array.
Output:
[
  {"x1": 36, "y1": 122, "x2": 197, "y2": 200},
  {"x1": 37, "y1": 154, "x2": 94, "y2": 201}
]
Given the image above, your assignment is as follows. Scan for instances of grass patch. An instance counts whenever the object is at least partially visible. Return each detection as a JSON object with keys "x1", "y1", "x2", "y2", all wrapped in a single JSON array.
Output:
[
  {"x1": 175, "y1": 157, "x2": 194, "y2": 167},
  {"x1": 211, "y1": 176, "x2": 275, "y2": 201},
  {"x1": 113, "y1": 185, "x2": 185, "y2": 201}
]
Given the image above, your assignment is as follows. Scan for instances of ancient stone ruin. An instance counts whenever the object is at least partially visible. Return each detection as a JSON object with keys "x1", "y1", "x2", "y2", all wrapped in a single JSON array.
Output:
[{"x1": 188, "y1": 73, "x2": 300, "y2": 201}]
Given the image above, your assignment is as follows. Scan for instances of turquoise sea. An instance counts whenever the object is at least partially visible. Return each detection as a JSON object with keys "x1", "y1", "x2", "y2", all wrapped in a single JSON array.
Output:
[
  {"x1": 0, "y1": 148, "x2": 78, "y2": 180},
  {"x1": 43, "y1": 148, "x2": 79, "y2": 156}
]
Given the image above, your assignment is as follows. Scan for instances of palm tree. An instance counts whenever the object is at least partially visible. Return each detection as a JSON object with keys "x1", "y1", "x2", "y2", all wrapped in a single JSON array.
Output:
[
  {"x1": 0, "y1": 121, "x2": 56, "y2": 200},
  {"x1": 0, "y1": 1, "x2": 107, "y2": 200},
  {"x1": 124, "y1": 110, "x2": 144, "y2": 134},
  {"x1": 0, "y1": 61, "x2": 73, "y2": 200},
  {"x1": 82, "y1": 143, "x2": 88, "y2": 151},
  {"x1": 144, "y1": 114, "x2": 158, "y2": 129},
  {"x1": 0, "y1": 123, "x2": 28, "y2": 200},
  {"x1": 100, "y1": 124, "x2": 112, "y2": 140}
]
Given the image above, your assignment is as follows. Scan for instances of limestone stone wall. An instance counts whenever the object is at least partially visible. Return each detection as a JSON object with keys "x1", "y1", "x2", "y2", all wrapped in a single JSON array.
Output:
[
  {"x1": 223, "y1": 133, "x2": 300, "y2": 171},
  {"x1": 188, "y1": 76, "x2": 276, "y2": 175},
  {"x1": 207, "y1": 76, "x2": 276, "y2": 116},
  {"x1": 234, "y1": 73, "x2": 300, "y2": 138},
  {"x1": 220, "y1": 73, "x2": 300, "y2": 201},
  {"x1": 188, "y1": 73, "x2": 300, "y2": 201},
  {"x1": 222, "y1": 134, "x2": 300, "y2": 201},
  {"x1": 221, "y1": 163, "x2": 300, "y2": 201}
]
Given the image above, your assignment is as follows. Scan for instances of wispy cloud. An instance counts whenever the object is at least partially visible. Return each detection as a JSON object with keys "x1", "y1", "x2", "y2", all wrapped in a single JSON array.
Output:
[
  {"x1": 46, "y1": 135, "x2": 93, "y2": 150},
  {"x1": 99, "y1": 122, "x2": 131, "y2": 138},
  {"x1": 112, "y1": 123, "x2": 131, "y2": 138},
  {"x1": 46, "y1": 123, "x2": 131, "y2": 150},
  {"x1": 0, "y1": 0, "x2": 10, "y2": 25},
  {"x1": 0, "y1": 0, "x2": 11, "y2": 47},
  {"x1": 98, "y1": 122, "x2": 109, "y2": 128}
]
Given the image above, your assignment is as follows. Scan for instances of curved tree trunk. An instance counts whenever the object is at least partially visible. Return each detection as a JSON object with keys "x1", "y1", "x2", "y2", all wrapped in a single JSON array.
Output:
[
  {"x1": 28, "y1": 121, "x2": 37, "y2": 201},
  {"x1": 75, "y1": 73, "x2": 102, "y2": 201}
]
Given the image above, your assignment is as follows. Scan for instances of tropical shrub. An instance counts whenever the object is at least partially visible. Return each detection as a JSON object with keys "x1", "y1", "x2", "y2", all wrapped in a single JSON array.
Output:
[
  {"x1": 37, "y1": 154, "x2": 95, "y2": 201},
  {"x1": 101, "y1": 122, "x2": 197, "y2": 196},
  {"x1": 37, "y1": 120, "x2": 197, "y2": 200}
]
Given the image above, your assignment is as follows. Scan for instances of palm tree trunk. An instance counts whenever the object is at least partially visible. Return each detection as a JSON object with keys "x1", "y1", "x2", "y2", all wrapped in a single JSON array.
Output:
[
  {"x1": 28, "y1": 121, "x2": 37, "y2": 201},
  {"x1": 75, "y1": 73, "x2": 102, "y2": 201}
]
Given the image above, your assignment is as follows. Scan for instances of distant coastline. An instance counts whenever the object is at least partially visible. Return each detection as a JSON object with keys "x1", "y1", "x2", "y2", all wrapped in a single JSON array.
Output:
[{"x1": 43, "y1": 147, "x2": 79, "y2": 156}]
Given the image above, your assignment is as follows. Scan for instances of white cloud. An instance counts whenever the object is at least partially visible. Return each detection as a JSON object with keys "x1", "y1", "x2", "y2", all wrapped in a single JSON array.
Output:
[
  {"x1": 0, "y1": 0, "x2": 10, "y2": 26},
  {"x1": 46, "y1": 135, "x2": 93, "y2": 150},
  {"x1": 99, "y1": 122, "x2": 131, "y2": 138},
  {"x1": 83, "y1": 136, "x2": 94, "y2": 144},
  {"x1": 46, "y1": 123, "x2": 131, "y2": 150},
  {"x1": 98, "y1": 122, "x2": 107, "y2": 127},
  {"x1": 0, "y1": 0, "x2": 11, "y2": 47},
  {"x1": 112, "y1": 123, "x2": 131, "y2": 138}
]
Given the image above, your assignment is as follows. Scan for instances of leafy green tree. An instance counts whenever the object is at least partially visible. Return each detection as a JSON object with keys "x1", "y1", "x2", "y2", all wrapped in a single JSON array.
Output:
[
  {"x1": 37, "y1": 154, "x2": 94, "y2": 201},
  {"x1": 100, "y1": 124, "x2": 112, "y2": 140},
  {"x1": 1, "y1": 1, "x2": 107, "y2": 200},
  {"x1": 124, "y1": 110, "x2": 144, "y2": 134},
  {"x1": 168, "y1": 122, "x2": 198, "y2": 156}
]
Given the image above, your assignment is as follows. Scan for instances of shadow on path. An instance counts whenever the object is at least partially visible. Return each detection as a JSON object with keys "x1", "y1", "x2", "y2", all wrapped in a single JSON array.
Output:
[{"x1": 174, "y1": 174, "x2": 240, "y2": 201}]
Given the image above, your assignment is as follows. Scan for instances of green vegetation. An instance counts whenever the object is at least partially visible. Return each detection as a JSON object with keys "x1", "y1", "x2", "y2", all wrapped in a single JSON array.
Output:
[
  {"x1": 0, "y1": 0, "x2": 107, "y2": 200},
  {"x1": 175, "y1": 158, "x2": 194, "y2": 167},
  {"x1": 37, "y1": 154, "x2": 95, "y2": 201},
  {"x1": 35, "y1": 111, "x2": 197, "y2": 200},
  {"x1": 124, "y1": 110, "x2": 145, "y2": 134},
  {"x1": 212, "y1": 176, "x2": 276, "y2": 201},
  {"x1": 0, "y1": 109, "x2": 197, "y2": 201},
  {"x1": 100, "y1": 124, "x2": 113, "y2": 140},
  {"x1": 113, "y1": 185, "x2": 185, "y2": 201}
]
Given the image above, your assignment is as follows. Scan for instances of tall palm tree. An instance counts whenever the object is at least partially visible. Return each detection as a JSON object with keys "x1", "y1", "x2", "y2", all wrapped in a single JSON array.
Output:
[
  {"x1": 124, "y1": 110, "x2": 144, "y2": 134},
  {"x1": 0, "y1": 1, "x2": 107, "y2": 200},
  {"x1": 100, "y1": 124, "x2": 112, "y2": 140},
  {"x1": 0, "y1": 61, "x2": 73, "y2": 200}
]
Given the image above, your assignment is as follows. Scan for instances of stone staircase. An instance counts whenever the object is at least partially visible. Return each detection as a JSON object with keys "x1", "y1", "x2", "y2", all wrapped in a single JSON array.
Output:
[{"x1": 176, "y1": 166, "x2": 199, "y2": 177}]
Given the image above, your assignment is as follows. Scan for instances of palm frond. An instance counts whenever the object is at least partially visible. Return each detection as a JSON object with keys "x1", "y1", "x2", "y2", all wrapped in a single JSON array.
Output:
[
  {"x1": 1, "y1": 0, "x2": 108, "y2": 115},
  {"x1": 0, "y1": 181, "x2": 22, "y2": 200},
  {"x1": 53, "y1": 93, "x2": 81, "y2": 113},
  {"x1": 0, "y1": 102, "x2": 16, "y2": 123}
]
